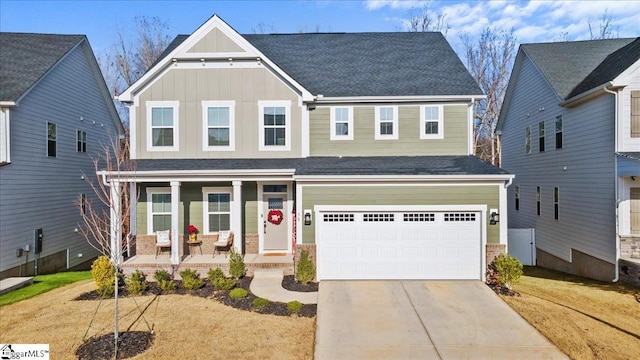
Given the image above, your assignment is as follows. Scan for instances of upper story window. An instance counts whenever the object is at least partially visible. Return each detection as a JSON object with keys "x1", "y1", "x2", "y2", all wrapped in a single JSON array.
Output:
[
  {"x1": 259, "y1": 101, "x2": 291, "y2": 151},
  {"x1": 631, "y1": 91, "x2": 640, "y2": 138},
  {"x1": 203, "y1": 101, "x2": 235, "y2": 151},
  {"x1": 330, "y1": 107, "x2": 353, "y2": 140},
  {"x1": 420, "y1": 105, "x2": 444, "y2": 139},
  {"x1": 47, "y1": 122, "x2": 57, "y2": 157},
  {"x1": 80, "y1": 193, "x2": 87, "y2": 215},
  {"x1": 525, "y1": 125, "x2": 531, "y2": 154},
  {"x1": 147, "y1": 101, "x2": 179, "y2": 152},
  {"x1": 538, "y1": 121, "x2": 545, "y2": 152},
  {"x1": 536, "y1": 186, "x2": 541, "y2": 216},
  {"x1": 77, "y1": 130, "x2": 87, "y2": 153},
  {"x1": 375, "y1": 106, "x2": 398, "y2": 140},
  {"x1": 147, "y1": 188, "x2": 171, "y2": 234},
  {"x1": 515, "y1": 185, "x2": 520, "y2": 211},
  {"x1": 203, "y1": 187, "x2": 232, "y2": 233},
  {"x1": 554, "y1": 187, "x2": 560, "y2": 220},
  {"x1": 555, "y1": 115, "x2": 563, "y2": 149}
]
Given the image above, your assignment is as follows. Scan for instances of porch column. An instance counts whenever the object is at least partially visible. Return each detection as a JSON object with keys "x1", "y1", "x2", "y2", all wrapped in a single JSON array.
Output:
[
  {"x1": 232, "y1": 181, "x2": 243, "y2": 253},
  {"x1": 128, "y1": 182, "x2": 137, "y2": 256},
  {"x1": 170, "y1": 181, "x2": 181, "y2": 265},
  {"x1": 110, "y1": 180, "x2": 122, "y2": 266}
]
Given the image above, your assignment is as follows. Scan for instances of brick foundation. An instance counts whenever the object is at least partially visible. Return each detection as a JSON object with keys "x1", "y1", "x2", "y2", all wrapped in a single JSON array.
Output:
[
  {"x1": 486, "y1": 243, "x2": 506, "y2": 266},
  {"x1": 134, "y1": 234, "x2": 230, "y2": 257},
  {"x1": 294, "y1": 243, "x2": 317, "y2": 280},
  {"x1": 244, "y1": 234, "x2": 259, "y2": 254},
  {"x1": 619, "y1": 259, "x2": 640, "y2": 288}
]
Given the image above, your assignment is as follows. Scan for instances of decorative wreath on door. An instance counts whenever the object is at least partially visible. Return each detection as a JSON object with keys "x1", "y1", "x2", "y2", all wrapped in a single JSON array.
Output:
[{"x1": 267, "y1": 209, "x2": 284, "y2": 225}]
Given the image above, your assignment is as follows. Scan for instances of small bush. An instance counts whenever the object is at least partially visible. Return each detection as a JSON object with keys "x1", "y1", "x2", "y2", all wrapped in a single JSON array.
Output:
[
  {"x1": 91, "y1": 256, "x2": 116, "y2": 297},
  {"x1": 153, "y1": 269, "x2": 172, "y2": 283},
  {"x1": 296, "y1": 249, "x2": 315, "y2": 285},
  {"x1": 125, "y1": 270, "x2": 148, "y2": 295},
  {"x1": 159, "y1": 279, "x2": 176, "y2": 291},
  {"x1": 252, "y1": 297, "x2": 270, "y2": 308},
  {"x1": 207, "y1": 268, "x2": 225, "y2": 282},
  {"x1": 180, "y1": 268, "x2": 204, "y2": 291},
  {"x1": 229, "y1": 288, "x2": 248, "y2": 299},
  {"x1": 214, "y1": 276, "x2": 236, "y2": 291},
  {"x1": 229, "y1": 248, "x2": 246, "y2": 280},
  {"x1": 287, "y1": 300, "x2": 303, "y2": 314},
  {"x1": 491, "y1": 253, "x2": 523, "y2": 291}
]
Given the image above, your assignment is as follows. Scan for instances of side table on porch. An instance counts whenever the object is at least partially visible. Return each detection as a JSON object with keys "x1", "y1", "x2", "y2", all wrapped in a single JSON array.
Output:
[{"x1": 187, "y1": 240, "x2": 202, "y2": 257}]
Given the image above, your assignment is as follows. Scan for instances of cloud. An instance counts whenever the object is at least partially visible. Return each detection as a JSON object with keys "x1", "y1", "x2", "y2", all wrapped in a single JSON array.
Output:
[{"x1": 364, "y1": 0, "x2": 427, "y2": 10}]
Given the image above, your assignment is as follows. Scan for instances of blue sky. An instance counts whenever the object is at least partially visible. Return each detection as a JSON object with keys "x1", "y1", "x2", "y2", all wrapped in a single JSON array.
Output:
[{"x1": 1, "y1": 0, "x2": 639, "y2": 56}]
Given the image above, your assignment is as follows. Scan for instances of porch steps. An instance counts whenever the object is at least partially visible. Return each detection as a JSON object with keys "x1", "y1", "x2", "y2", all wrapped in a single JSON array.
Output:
[{"x1": 621, "y1": 236, "x2": 640, "y2": 259}]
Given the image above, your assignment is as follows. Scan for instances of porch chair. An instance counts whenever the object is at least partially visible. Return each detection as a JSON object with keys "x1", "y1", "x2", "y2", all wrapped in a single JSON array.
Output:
[
  {"x1": 213, "y1": 231, "x2": 234, "y2": 258},
  {"x1": 155, "y1": 230, "x2": 171, "y2": 258}
]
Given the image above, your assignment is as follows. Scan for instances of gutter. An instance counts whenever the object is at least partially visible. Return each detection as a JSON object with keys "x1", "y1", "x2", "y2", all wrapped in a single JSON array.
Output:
[
  {"x1": 311, "y1": 94, "x2": 486, "y2": 105},
  {"x1": 603, "y1": 86, "x2": 620, "y2": 283},
  {"x1": 561, "y1": 82, "x2": 616, "y2": 108},
  {"x1": 0, "y1": 101, "x2": 16, "y2": 107}
]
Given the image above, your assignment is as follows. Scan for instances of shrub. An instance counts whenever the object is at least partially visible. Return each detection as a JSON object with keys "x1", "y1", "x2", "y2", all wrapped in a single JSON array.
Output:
[
  {"x1": 153, "y1": 269, "x2": 172, "y2": 283},
  {"x1": 287, "y1": 300, "x2": 303, "y2": 314},
  {"x1": 229, "y1": 248, "x2": 246, "y2": 280},
  {"x1": 125, "y1": 270, "x2": 148, "y2": 295},
  {"x1": 179, "y1": 268, "x2": 204, "y2": 291},
  {"x1": 296, "y1": 249, "x2": 315, "y2": 285},
  {"x1": 229, "y1": 288, "x2": 248, "y2": 299},
  {"x1": 491, "y1": 253, "x2": 523, "y2": 291},
  {"x1": 252, "y1": 297, "x2": 270, "y2": 308},
  {"x1": 159, "y1": 279, "x2": 176, "y2": 291},
  {"x1": 91, "y1": 256, "x2": 116, "y2": 297},
  {"x1": 207, "y1": 267, "x2": 225, "y2": 282},
  {"x1": 214, "y1": 276, "x2": 236, "y2": 291}
]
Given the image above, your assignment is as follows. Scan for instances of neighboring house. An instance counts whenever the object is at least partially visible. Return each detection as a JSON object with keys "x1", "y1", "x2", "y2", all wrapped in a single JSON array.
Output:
[
  {"x1": 110, "y1": 15, "x2": 513, "y2": 281},
  {"x1": 0, "y1": 33, "x2": 124, "y2": 278},
  {"x1": 496, "y1": 38, "x2": 640, "y2": 283}
]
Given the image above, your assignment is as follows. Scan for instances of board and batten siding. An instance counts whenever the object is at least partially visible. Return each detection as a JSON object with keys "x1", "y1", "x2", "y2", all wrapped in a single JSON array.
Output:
[
  {"x1": 186, "y1": 27, "x2": 244, "y2": 53},
  {"x1": 134, "y1": 67, "x2": 302, "y2": 159},
  {"x1": 502, "y1": 55, "x2": 617, "y2": 264},
  {"x1": 0, "y1": 44, "x2": 119, "y2": 274},
  {"x1": 309, "y1": 104, "x2": 469, "y2": 156},
  {"x1": 300, "y1": 184, "x2": 499, "y2": 245},
  {"x1": 618, "y1": 70, "x2": 640, "y2": 151}
]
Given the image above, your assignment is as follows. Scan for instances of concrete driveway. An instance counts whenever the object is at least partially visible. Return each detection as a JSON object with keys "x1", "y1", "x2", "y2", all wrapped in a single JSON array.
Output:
[{"x1": 315, "y1": 281, "x2": 567, "y2": 359}]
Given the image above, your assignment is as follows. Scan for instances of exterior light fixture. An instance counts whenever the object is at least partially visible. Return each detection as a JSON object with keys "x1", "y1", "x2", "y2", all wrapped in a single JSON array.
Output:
[
  {"x1": 490, "y1": 211, "x2": 500, "y2": 225},
  {"x1": 304, "y1": 209, "x2": 312, "y2": 226}
]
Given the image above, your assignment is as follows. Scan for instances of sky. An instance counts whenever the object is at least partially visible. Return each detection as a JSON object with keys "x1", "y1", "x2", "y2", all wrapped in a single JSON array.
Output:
[{"x1": 1, "y1": 0, "x2": 639, "y2": 57}]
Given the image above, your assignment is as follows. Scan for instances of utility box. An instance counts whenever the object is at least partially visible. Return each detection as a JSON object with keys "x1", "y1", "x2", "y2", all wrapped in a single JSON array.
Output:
[{"x1": 34, "y1": 228, "x2": 43, "y2": 254}]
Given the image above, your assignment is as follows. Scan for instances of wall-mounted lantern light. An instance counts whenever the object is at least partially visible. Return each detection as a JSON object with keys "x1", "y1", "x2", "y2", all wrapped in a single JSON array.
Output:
[
  {"x1": 489, "y1": 209, "x2": 500, "y2": 225},
  {"x1": 304, "y1": 209, "x2": 312, "y2": 226}
]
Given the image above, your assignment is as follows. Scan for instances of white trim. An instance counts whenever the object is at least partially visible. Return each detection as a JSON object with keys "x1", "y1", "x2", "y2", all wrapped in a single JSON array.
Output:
[
  {"x1": 420, "y1": 105, "x2": 444, "y2": 140},
  {"x1": 374, "y1": 106, "x2": 399, "y2": 140},
  {"x1": 295, "y1": 174, "x2": 515, "y2": 182},
  {"x1": 202, "y1": 186, "x2": 233, "y2": 234},
  {"x1": 76, "y1": 129, "x2": 87, "y2": 153},
  {"x1": 301, "y1": 105, "x2": 310, "y2": 157},
  {"x1": 232, "y1": 180, "x2": 243, "y2": 253},
  {"x1": 258, "y1": 100, "x2": 291, "y2": 151},
  {"x1": 202, "y1": 100, "x2": 235, "y2": 151},
  {"x1": 146, "y1": 101, "x2": 179, "y2": 152},
  {"x1": 330, "y1": 106, "x2": 354, "y2": 140},
  {"x1": 146, "y1": 187, "x2": 171, "y2": 235},
  {"x1": 0, "y1": 108, "x2": 10, "y2": 163},
  {"x1": 257, "y1": 182, "x2": 293, "y2": 254},
  {"x1": 170, "y1": 182, "x2": 180, "y2": 265},
  {"x1": 314, "y1": 95, "x2": 486, "y2": 104},
  {"x1": 129, "y1": 104, "x2": 137, "y2": 158}
]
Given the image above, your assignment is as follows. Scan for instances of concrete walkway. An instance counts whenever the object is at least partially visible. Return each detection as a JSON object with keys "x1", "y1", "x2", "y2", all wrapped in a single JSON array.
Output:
[
  {"x1": 0, "y1": 277, "x2": 33, "y2": 296},
  {"x1": 249, "y1": 269, "x2": 317, "y2": 304}
]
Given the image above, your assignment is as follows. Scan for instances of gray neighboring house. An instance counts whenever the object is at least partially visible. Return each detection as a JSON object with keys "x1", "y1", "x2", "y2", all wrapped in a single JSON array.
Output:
[
  {"x1": 497, "y1": 38, "x2": 640, "y2": 284},
  {"x1": 0, "y1": 33, "x2": 124, "y2": 278}
]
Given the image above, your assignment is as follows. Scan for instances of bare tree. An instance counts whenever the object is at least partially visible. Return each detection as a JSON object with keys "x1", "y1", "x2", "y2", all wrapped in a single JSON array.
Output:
[
  {"x1": 252, "y1": 21, "x2": 277, "y2": 34},
  {"x1": 405, "y1": 2, "x2": 450, "y2": 35},
  {"x1": 461, "y1": 28, "x2": 517, "y2": 166},
  {"x1": 589, "y1": 9, "x2": 620, "y2": 40}
]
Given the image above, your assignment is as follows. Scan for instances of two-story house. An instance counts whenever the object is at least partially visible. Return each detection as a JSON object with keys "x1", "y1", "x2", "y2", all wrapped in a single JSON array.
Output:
[
  {"x1": 0, "y1": 33, "x2": 124, "y2": 278},
  {"x1": 497, "y1": 38, "x2": 640, "y2": 284},
  {"x1": 110, "y1": 15, "x2": 513, "y2": 281}
]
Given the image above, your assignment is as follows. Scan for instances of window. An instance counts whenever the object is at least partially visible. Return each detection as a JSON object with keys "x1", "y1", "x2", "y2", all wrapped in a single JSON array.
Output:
[
  {"x1": 515, "y1": 186, "x2": 520, "y2": 211},
  {"x1": 0, "y1": 109, "x2": 10, "y2": 163},
  {"x1": 259, "y1": 101, "x2": 290, "y2": 151},
  {"x1": 525, "y1": 126, "x2": 531, "y2": 154},
  {"x1": 80, "y1": 193, "x2": 87, "y2": 215},
  {"x1": 147, "y1": 101, "x2": 179, "y2": 151},
  {"x1": 203, "y1": 101, "x2": 234, "y2": 150},
  {"x1": 554, "y1": 187, "x2": 560, "y2": 220},
  {"x1": 420, "y1": 105, "x2": 444, "y2": 139},
  {"x1": 263, "y1": 184, "x2": 287, "y2": 193},
  {"x1": 147, "y1": 188, "x2": 171, "y2": 233},
  {"x1": 375, "y1": 106, "x2": 398, "y2": 140},
  {"x1": 631, "y1": 91, "x2": 640, "y2": 137},
  {"x1": 555, "y1": 115, "x2": 563, "y2": 149},
  {"x1": 538, "y1": 121, "x2": 545, "y2": 152},
  {"x1": 77, "y1": 130, "x2": 87, "y2": 153},
  {"x1": 47, "y1": 122, "x2": 57, "y2": 157},
  {"x1": 536, "y1": 186, "x2": 541, "y2": 216},
  {"x1": 330, "y1": 107, "x2": 353, "y2": 140},
  {"x1": 203, "y1": 187, "x2": 232, "y2": 233}
]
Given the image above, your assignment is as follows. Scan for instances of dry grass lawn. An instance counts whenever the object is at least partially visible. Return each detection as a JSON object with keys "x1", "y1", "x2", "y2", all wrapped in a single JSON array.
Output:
[
  {"x1": 0, "y1": 280, "x2": 315, "y2": 359},
  {"x1": 502, "y1": 267, "x2": 640, "y2": 360}
]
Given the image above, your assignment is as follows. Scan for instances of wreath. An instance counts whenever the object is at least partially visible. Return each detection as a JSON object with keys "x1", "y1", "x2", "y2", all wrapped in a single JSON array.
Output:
[{"x1": 267, "y1": 209, "x2": 284, "y2": 225}]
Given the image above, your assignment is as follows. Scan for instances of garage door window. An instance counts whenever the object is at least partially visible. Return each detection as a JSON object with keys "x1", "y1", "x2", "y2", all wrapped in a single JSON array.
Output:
[
  {"x1": 444, "y1": 213, "x2": 476, "y2": 221},
  {"x1": 323, "y1": 213, "x2": 355, "y2": 222},
  {"x1": 363, "y1": 213, "x2": 394, "y2": 222},
  {"x1": 403, "y1": 213, "x2": 435, "y2": 222}
]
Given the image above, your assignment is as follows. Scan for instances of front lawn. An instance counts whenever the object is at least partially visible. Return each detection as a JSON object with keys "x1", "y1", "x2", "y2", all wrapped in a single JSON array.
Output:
[{"x1": 0, "y1": 271, "x2": 92, "y2": 307}]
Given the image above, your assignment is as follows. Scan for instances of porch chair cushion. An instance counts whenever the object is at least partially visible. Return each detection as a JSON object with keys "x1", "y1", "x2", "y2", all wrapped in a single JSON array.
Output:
[
  {"x1": 155, "y1": 230, "x2": 171, "y2": 258},
  {"x1": 213, "y1": 231, "x2": 234, "y2": 257}
]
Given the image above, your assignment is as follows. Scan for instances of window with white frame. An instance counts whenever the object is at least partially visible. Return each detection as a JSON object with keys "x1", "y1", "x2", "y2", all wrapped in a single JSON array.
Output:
[
  {"x1": 375, "y1": 106, "x2": 398, "y2": 140},
  {"x1": 47, "y1": 122, "x2": 57, "y2": 157},
  {"x1": 632, "y1": 91, "x2": 640, "y2": 137},
  {"x1": 147, "y1": 101, "x2": 179, "y2": 151},
  {"x1": 525, "y1": 126, "x2": 531, "y2": 154},
  {"x1": 538, "y1": 121, "x2": 545, "y2": 152},
  {"x1": 203, "y1": 187, "x2": 232, "y2": 233},
  {"x1": 77, "y1": 130, "x2": 87, "y2": 153},
  {"x1": 420, "y1": 105, "x2": 444, "y2": 139},
  {"x1": 147, "y1": 188, "x2": 171, "y2": 233},
  {"x1": 259, "y1": 101, "x2": 290, "y2": 151},
  {"x1": 202, "y1": 101, "x2": 235, "y2": 151},
  {"x1": 330, "y1": 107, "x2": 353, "y2": 140}
]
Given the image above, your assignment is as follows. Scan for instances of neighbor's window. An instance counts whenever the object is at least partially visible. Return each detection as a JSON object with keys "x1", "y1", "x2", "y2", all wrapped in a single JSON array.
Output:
[
  {"x1": 80, "y1": 193, "x2": 87, "y2": 215},
  {"x1": 536, "y1": 186, "x2": 541, "y2": 216},
  {"x1": 525, "y1": 126, "x2": 531, "y2": 154},
  {"x1": 420, "y1": 105, "x2": 444, "y2": 139},
  {"x1": 47, "y1": 122, "x2": 57, "y2": 157},
  {"x1": 203, "y1": 187, "x2": 232, "y2": 233},
  {"x1": 77, "y1": 130, "x2": 87, "y2": 153},
  {"x1": 147, "y1": 188, "x2": 171, "y2": 233},
  {"x1": 515, "y1": 185, "x2": 520, "y2": 211},
  {"x1": 631, "y1": 91, "x2": 640, "y2": 137},
  {"x1": 555, "y1": 115, "x2": 563, "y2": 149},
  {"x1": 538, "y1": 121, "x2": 545, "y2": 152},
  {"x1": 147, "y1": 101, "x2": 179, "y2": 151},
  {"x1": 259, "y1": 101, "x2": 290, "y2": 151},
  {"x1": 203, "y1": 101, "x2": 235, "y2": 151},
  {"x1": 330, "y1": 107, "x2": 353, "y2": 140},
  {"x1": 554, "y1": 187, "x2": 560, "y2": 220},
  {"x1": 375, "y1": 106, "x2": 398, "y2": 140}
]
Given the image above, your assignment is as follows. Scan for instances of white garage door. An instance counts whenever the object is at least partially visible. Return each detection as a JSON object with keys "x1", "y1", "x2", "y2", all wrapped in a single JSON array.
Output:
[{"x1": 316, "y1": 210, "x2": 482, "y2": 280}]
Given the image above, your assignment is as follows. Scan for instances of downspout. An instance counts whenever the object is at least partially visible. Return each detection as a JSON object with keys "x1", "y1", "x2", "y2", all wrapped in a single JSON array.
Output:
[{"x1": 603, "y1": 86, "x2": 620, "y2": 282}]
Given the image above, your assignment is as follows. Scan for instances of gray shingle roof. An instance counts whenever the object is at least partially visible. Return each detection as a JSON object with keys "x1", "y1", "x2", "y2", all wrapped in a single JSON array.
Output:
[
  {"x1": 521, "y1": 38, "x2": 637, "y2": 100},
  {"x1": 0, "y1": 32, "x2": 85, "y2": 102},
  {"x1": 617, "y1": 152, "x2": 640, "y2": 162},
  {"x1": 131, "y1": 156, "x2": 508, "y2": 176}
]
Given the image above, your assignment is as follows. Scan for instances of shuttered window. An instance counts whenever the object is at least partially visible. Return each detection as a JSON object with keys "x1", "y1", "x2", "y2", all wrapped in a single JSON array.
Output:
[{"x1": 632, "y1": 91, "x2": 640, "y2": 138}]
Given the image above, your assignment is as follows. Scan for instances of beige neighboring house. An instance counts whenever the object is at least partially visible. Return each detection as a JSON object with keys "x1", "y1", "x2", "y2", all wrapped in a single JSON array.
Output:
[{"x1": 108, "y1": 14, "x2": 513, "y2": 281}]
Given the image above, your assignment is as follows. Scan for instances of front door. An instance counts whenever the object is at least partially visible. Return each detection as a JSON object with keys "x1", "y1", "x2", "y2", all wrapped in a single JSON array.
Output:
[
  {"x1": 632, "y1": 188, "x2": 640, "y2": 234},
  {"x1": 263, "y1": 195, "x2": 288, "y2": 251}
]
